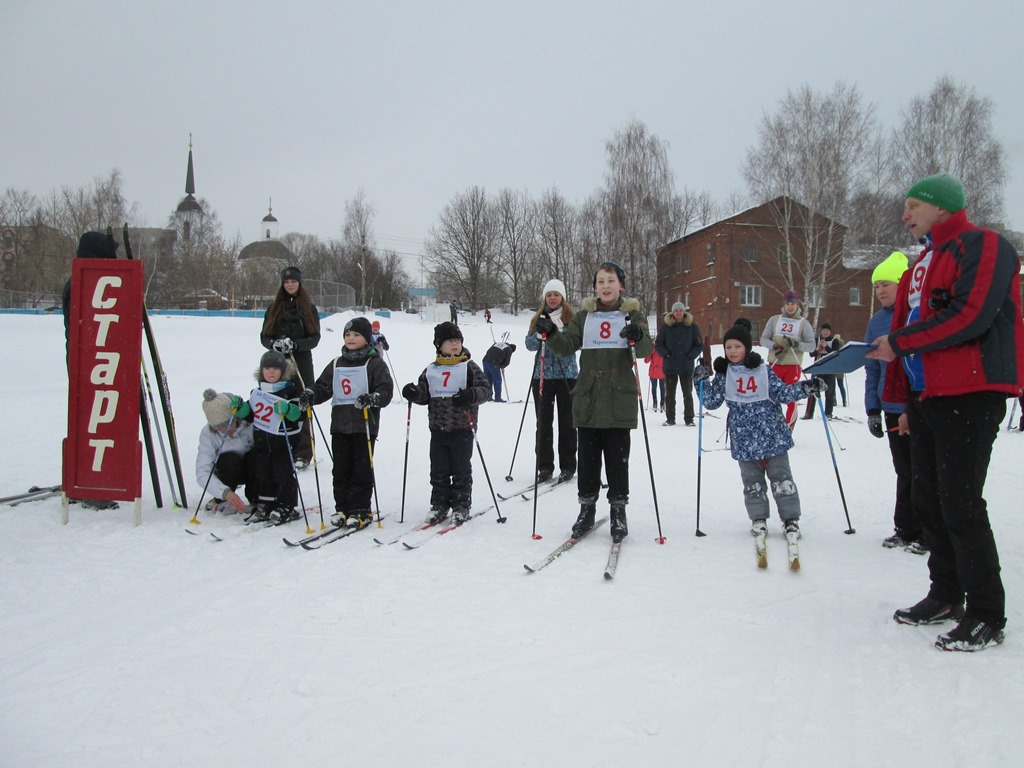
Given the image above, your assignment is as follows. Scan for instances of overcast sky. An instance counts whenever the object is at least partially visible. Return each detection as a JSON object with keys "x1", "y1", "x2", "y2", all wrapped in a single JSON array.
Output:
[{"x1": 5, "y1": 0, "x2": 1023, "y2": 271}]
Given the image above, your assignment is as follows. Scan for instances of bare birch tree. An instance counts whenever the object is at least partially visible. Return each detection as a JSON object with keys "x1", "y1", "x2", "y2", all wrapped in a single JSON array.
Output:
[
  {"x1": 494, "y1": 187, "x2": 537, "y2": 314},
  {"x1": 893, "y1": 76, "x2": 1007, "y2": 226},
  {"x1": 743, "y1": 82, "x2": 877, "y2": 324},
  {"x1": 425, "y1": 186, "x2": 499, "y2": 311}
]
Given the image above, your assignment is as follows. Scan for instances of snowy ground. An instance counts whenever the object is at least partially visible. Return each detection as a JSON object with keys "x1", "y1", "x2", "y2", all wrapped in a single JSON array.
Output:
[{"x1": 2, "y1": 309, "x2": 1023, "y2": 767}]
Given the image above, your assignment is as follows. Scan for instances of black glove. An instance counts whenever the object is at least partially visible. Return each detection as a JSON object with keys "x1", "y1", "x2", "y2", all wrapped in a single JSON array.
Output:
[
  {"x1": 744, "y1": 351, "x2": 762, "y2": 369},
  {"x1": 801, "y1": 377, "x2": 827, "y2": 397},
  {"x1": 535, "y1": 315, "x2": 556, "y2": 337},
  {"x1": 298, "y1": 388, "x2": 315, "y2": 409},
  {"x1": 867, "y1": 410, "x2": 884, "y2": 439},
  {"x1": 377, "y1": 335, "x2": 390, "y2": 351},
  {"x1": 272, "y1": 338, "x2": 295, "y2": 354},
  {"x1": 712, "y1": 356, "x2": 729, "y2": 375},
  {"x1": 788, "y1": 337, "x2": 802, "y2": 348},
  {"x1": 354, "y1": 392, "x2": 382, "y2": 409},
  {"x1": 772, "y1": 343, "x2": 785, "y2": 355},
  {"x1": 452, "y1": 388, "x2": 472, "y2": 406},
  {"x1": 401, "y1": 383, "x2": 419, "y2": 400},
  {"x1": 693, "y1": 365, "x2": 710, "y2": 383},
  {"x1": 620, "y1": 322, "x2": 643, "y2": 343}
]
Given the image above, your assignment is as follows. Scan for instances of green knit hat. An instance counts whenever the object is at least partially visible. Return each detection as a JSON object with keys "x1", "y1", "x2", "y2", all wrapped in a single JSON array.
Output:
[
  {"x1": 871, "y1": 251, "x2": 909, "y2": 285},
  {"x1": 906, "y1": 173, "x2": 966, "y2": 213}
]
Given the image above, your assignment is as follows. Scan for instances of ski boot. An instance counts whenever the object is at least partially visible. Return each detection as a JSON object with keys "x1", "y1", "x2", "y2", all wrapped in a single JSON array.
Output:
[
  {"x1": 571, "y1": 495, "x2": 598, "y2": 539},
  {"x1": 452, "y1": 508, "x2": 471, "y2": 526},
  {"x1": 609, "y1": 502, "x2": 628, "y2": 543},
  {"x1": 347, "y1": 510, "x2": 373, "y2": 529},
  {"x1": 426, "y1": 506, "x2": 449, "y2": 525}
]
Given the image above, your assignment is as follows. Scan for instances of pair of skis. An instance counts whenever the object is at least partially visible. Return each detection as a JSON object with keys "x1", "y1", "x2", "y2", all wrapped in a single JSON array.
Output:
[
  {"x1": 754, "y1": 528, "x2": 800, "y2": 571},
  {"x1": 284, "y1": 514, "x2": 390, "y2": 550},
  {"x1": 523, "y1": 518, "x2": 623, "y2": 579},
  {"x1": 1, "y1": 484, "x2": 62, "y2": 507}
]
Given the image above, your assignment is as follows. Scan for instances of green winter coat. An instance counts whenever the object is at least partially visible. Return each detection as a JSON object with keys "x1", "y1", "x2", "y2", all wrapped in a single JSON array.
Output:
[{"x1": 544, "y1": 296, "x2": 652, "y2": 429}]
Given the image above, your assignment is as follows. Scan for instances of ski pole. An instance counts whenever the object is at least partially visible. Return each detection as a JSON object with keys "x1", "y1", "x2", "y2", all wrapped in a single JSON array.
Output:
[
  {"x1": 530, "y1": 339, "x2": 546, "y2": 540},
  {"x1": 141, "y1": 356, "x2": 180, "y2": 507},
  {"x1": 307, "y1": 402, "x2": 325, "y2": 530},
  {"x1": 362, "y1": 406, "x2": 383, "y2": 528},
  {"x1": 815, "y1": 385, "x2": 855, "y2": 535},
  {"x1": 383, "y1": 348, "x2": 401, "y2": 401},
  {"x1": 399, "y1": 401, "x2": 413, "y2": 523},
  {"x1": 1007, "y1": 398, "x2": 1018, "y2": 431},
  {"x1": 281, "y1": 416, "x2": 314, "y2": 535},
  {"x1": 467, "y1": 411, "x2": 506, "y2": 523},
  {"x1": 695, "y1": 377, "x2": 707, "y2": 537},
  {"x1": 139, "y1": 376, "x2": 163, "y2": 509},
  {"x1": 629, "y1": 343, "x2": 665, "y2": 543},
  {"x1": 286, "y1": 352, "x2": 325, "y2": 528},
  {"x1": 504, "y1": 365, "x2": 535, "y2": 481},
  {"x1": 190, "y1": 411, "x2": 237, "y2": 525}
]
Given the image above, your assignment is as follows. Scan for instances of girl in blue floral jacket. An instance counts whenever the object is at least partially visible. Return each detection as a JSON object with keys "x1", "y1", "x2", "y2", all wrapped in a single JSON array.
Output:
[{"x1": 694, "y1": 321, "x2": 823, "y2": 535}]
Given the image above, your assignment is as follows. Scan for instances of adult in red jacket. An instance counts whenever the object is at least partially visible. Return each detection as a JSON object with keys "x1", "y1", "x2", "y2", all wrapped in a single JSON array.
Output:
[{"x1": 869, "y1": 173, "x2": 1024, "y2": 652}]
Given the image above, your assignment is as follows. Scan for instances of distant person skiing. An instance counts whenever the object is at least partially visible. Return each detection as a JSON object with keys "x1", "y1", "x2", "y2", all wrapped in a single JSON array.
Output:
[{"x1": 482, "y1": 335, "x2": 516, "y2": 402}]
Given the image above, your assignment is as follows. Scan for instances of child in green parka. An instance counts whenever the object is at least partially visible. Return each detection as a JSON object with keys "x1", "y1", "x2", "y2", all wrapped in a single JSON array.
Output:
[{"x1": 536, "y1": 261, "x2": 653, "y2": 543}]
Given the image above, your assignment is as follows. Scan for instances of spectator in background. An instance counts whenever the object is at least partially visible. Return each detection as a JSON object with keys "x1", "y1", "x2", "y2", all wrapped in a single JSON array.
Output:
[
  {"x1": 760, "y1": 290, "x2": 816, "y2": 432},
  {"x1": 654, "y1": 302, "x2": 702, "y2": 426}
]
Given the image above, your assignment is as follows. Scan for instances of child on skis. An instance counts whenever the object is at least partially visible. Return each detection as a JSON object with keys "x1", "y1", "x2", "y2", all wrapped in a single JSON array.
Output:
[
  {"x1": 401, "y1": 321, "x2": 490, "y2": 525},
  {"x1": 230, "y1": 350, "x2": 305, "y2": 522},
  {"x1": 693, "y1": 322, "x2": 824, "y2": 556},
  {"x1": 535, "y1": 261, "x2": 652, "y2": 544},
  {"x1": 304, "y1": 317, "x2": 394, "y2": 529}
]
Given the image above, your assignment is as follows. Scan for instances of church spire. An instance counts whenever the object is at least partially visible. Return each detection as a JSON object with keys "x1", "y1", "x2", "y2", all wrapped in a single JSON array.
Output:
[{"x1": 176, "y1": 133, "x2": 203, "y2": 215}]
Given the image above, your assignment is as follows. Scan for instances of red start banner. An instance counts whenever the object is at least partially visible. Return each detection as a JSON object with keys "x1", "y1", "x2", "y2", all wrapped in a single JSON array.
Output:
[{"x1": 63, "y1": 259, "x2": 144, "y2": 504}]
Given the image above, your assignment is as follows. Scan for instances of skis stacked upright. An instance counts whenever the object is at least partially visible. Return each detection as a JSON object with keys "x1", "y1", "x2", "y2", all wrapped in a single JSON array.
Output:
[{"x1": 122, "y1": 225, "x2": 188, "y2": 509}]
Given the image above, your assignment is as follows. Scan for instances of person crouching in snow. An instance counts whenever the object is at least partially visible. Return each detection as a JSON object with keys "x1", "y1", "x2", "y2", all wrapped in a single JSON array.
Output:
[
  {"x1": 196, "y1": 389, "x2": 257, "y2": 513},
  {"x1": 230, "y1": 350, "x2": 305, "y2": 523},
  {"x1": 401, "y1": 322, "x2": 490, "y2": 526},
  {"x1": 693, "y1": 322, "x2": 825, "y2": 542},
  {"x1": 305, "y1": 317, "x2": 394, "y2": 529}
]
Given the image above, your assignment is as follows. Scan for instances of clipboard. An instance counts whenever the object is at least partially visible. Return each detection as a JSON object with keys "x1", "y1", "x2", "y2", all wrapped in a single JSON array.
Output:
[{"x1": 803, "y1": 341, "x2": 878, "y2": 375}]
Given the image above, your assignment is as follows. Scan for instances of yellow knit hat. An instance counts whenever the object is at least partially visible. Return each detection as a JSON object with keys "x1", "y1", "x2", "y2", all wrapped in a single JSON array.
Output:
[{"x1": 871, "y1": 251, "x2": 909, "y2": 285}]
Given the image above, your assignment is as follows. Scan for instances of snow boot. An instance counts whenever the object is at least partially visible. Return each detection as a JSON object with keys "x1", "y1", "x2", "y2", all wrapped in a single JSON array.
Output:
[
  {"x1": 571, "y1": 495, "x2": 598, "y2": 539},
  {"x1": 452, "y1": 508, "x2": 471, "y2": 526},
  {"x1": 346, "y1": 510, "x2": 372, "y2": 529},
  {"x1": 426, "y1": 506, "x2": 449, "y2": 525},
  {"x1": 610, "y1": 502, "x2": 628, "y2": 543},
  {"x1": 330, "y1": 510, "x2": 347, "y2": 527},
  {"x1": 935, "y1": 616, "x2": 1005, "y2": 652},
  {"x1": 783, "y1": 518, "x2": 801, "y2": 539},
  {"x1": 893, "y1": 596, "x2": 965, "y2": 626}
]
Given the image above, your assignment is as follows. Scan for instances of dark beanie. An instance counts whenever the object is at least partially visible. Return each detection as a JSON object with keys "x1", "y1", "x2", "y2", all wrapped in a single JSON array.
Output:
[
  {"x1": 77, "y1": 231, "x2": 118, "y2": 259},
  {"x1": 820, "y1": 323, "x2": 832, "y2": 331},
  {"x1": 281, "y1": 265, "x2": 302, "y2": 284},
  {"x1": 433, "y1": 321, "x2": 463, "y2": 349},
  {"x1": 260, "y1": 350, "x2": 287, "y2": 373},
  {"x1": 344, "y1": 317, "x2": 374, "y2": 346},
  {"x1": 593, "y1": 260, "x2": 626, "y2": 288},
  {"x1": 722, "y1": 323, "x2": 752, "y2": 355},
  {"x1": 733, "y1": 317, "x2": 752, "y2": 332}
]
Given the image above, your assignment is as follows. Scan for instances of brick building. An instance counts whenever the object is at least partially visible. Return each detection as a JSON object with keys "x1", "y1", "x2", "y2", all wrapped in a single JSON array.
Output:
[{"x1": 656, "y1": 196, "x2": 882, "y2": 345}]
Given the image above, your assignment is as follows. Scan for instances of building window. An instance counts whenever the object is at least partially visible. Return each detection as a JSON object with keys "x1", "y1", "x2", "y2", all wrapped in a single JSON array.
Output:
[
  {"x1": 807, "y1": 286, "x2": 825, "y2": 308},
  {"x1": 849, "y1": 287, "x2": 862, "y2": 306},
  {"x1": 706, "y1": 242, "x2": 716, "y2": 264},
  {"x1": 675, "y1": 253, "x2": 682, "y2": 275},
  {"x1": 778, "y1": 244, "x2": 789, "y2": 266},
  {"x1": 814, "y1": 248, "x2": 827, "y2": 265},
  {"x1": 743, "y1": 244, "x2": 758, "y2": 262},
  {"x1": 684, "y1": 252, "x2": 691, "y2": 272},
  {"x1": 740, "y1": 285, "x2": 762, "y2": 307}
]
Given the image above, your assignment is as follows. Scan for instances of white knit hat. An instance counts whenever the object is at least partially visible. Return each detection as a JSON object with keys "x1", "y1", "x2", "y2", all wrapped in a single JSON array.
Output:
[
  {"x1": 542, "y1": 278, "x2": 567, "y2": 301},
  {"x1": 671, "y1": 301, "x2": 687, "y2": 312},
  {"x1": 202, "y1": 388, "x2": 234, "y2": 428}
]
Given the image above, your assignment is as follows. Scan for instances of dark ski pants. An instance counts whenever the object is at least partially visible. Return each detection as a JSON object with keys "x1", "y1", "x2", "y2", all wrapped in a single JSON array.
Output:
[
  {"x1": 483, "y1": 361, "x2": 504, "y2": 401},
  {"x1": 665, "y1": 373, "x2": 695, "y2": 424},
  {"x1": 252, "y1": 431, "x2": 299, "y2": 508},
  {"x1": 577, "y1": 427, "x2": 630, "y2": 504},
  {"x1": 332, "y1": 431, "x2": 375, "y2": 515},
  {"x1": 884, "y1": 411, "x2": 919, "y2": 539},
  {"x1": 907, "y1": 392, "x2": 1006, "y2": 627},
  {"x1": 214, "y1": 450, "x2": 259, "y2": 504},
  {"x1": 531, "y1": 378, "x2": 577, "y2": 476},
  {"x1": 429, "y1": 429, "x2": 474, "y2": 512},
  {"x1": 649, "y1": 377, "x2": 666, "y2": 408}
]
